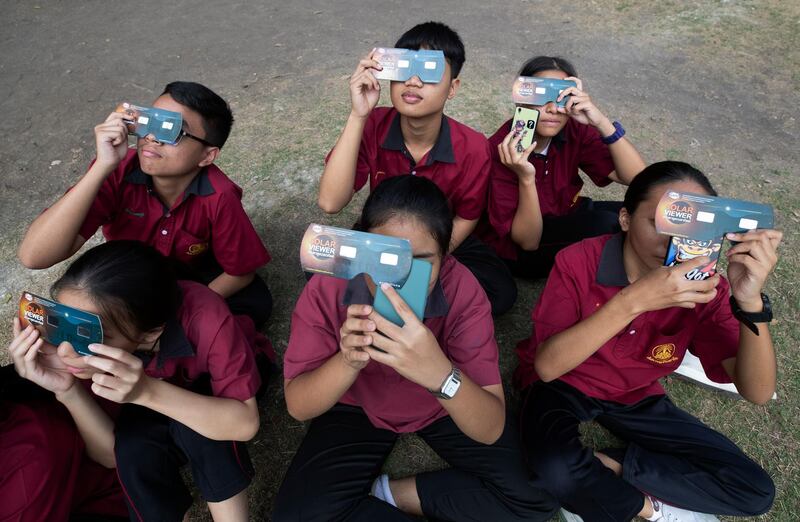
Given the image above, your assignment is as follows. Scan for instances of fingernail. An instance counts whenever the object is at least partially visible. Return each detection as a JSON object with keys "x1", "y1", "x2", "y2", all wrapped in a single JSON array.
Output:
[
  {"x1": 381, "y1": 283, "x2": 390, "y2": 290},
  {"x1": 726, "y1": 233, "x2": 736, "y2": 239}
]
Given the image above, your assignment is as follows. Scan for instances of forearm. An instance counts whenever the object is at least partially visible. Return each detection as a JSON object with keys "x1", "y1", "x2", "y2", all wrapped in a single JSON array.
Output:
[
  {"x1": 730, "y1": 323, "x2": 777, "y2": 405},
  {"x1": 136, "y1": 378, "x2": 259, "y2": 441},
  {"x1": 449, "y1": 217, "x2": 477, "y2": 252},
  {"x1": 18, "y1": 163, "x2": 111, "y2": 268},
  {"x1": 441, "y1": 381, "x2": 505, "y2": 445},
  {"x1": 596, "y1": 119, "x2": 645, "y2": 185},
  {"x1": 284, "y1": 352, "x2": 361, "y2": 421},
  {"x1": 535, "y1": 292, "x2": 639, "y2": 381},
  {"x1": 510, "y1": 177, "x2": 543, "y2": 250},
  {"x1": 56, "y1": 384, "x2": 117, "y2": 468},
  {"x1": 318, "y1": 113, "x2": 366, "y2": 213},
  {"x1": 208, "y1": 271, "x2": 255, "y2": 299}
]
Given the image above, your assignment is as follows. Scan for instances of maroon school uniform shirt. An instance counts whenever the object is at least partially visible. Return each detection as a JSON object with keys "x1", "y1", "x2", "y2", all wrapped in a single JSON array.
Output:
[
  {"x1": 284, "y1": 255, "x2": 501, "y2": 433},
  {"x1": 138, "y1": 281, "x2": 261, "y2": 401},
  {"x1": 76, "y1": 149, "x2": 270, "y2": 275},
  {"x1": 515, "y1": 233, "x2": 740, "y2": 404},
  {"x1": 327, "y1": 106, "x2": 492, "y2": 221},
  {"x1": 476, "y1": 118, "x2": 615, "y2": 259}
]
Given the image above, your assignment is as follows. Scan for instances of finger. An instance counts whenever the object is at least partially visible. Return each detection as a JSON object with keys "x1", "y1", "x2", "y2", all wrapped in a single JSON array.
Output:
[
  {"x1": 13, "y1": 318, "x2": 22, "y2": 337},
  {"x1": 727, "y1": 254, "x2": 764, "y2": 278},
  {"x1": 497, "y1": 142, "x2": 509, "y2": 166},
  {"x1": 673, "y1": 256, "x2": 711, "y2": 274},
  {"x1": 84, "y1": 355, "x2": 124, "y2": 376},
  {"x1": 9, "y1": 327, "x2": 38, "y2": 358},
  {"x1": 346, "y1": 349, "x2": 371, "y2": 363},
  {"x1": 564, "y1": 76, "x2": 584, "y2": 91},
  {"x1": 369, "y1": 330, "x2": 399, "y2": 354},
  {"x1": 23, "y1": 338, "x2": 44, "y2": 362},
  {"x1": 521, "y1": 140, "x2": 538, "y2": 161},
  {"x1": 87, "y1": 343, "x2": 139, "y2": 365},
  {"x1": 343, "y1": 316, "x2": 376, "y2": 335},
  {"x1": 377, "y1": 283, "x2": 420, "y2": 327},
  {"x1": 342, "y1": 333, "x2": 373, "y2": 349},
  {"x1": 90, "y1": 382, "x2": 120, "y2": 402},
  {"x1": 501, "y1": 129, "x2": 515, "y2": 149},
  {"x1": 363, "y1": 345, "x2": 395, "y2": 366}
]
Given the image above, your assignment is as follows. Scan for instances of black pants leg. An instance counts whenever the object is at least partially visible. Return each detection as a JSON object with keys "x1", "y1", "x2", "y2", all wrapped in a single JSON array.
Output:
[
  {"x1": 272, "y1": 404, "x2": 411, "y2": 522},
  {"x1": 508, "y1": 199, "x2": 623, "y2": 279},
  {"x1": 415, "y1": 414, "x2": 558, "y2": 522},
  {"x1": 114, "y1": 405, "x2": 254, "y2": 522},
  {"x1": 521, "y1": 381, "x2": 775, "y2": 520},
  {"x1": 520, "y1": 382, "x2": 645, "y2": 521},
  {"x1": 452, "y1": 234, "x2": 517, "y2": 316},
  {"x1": 598, "y1": 394, "x2": 775, "y2": 516}
]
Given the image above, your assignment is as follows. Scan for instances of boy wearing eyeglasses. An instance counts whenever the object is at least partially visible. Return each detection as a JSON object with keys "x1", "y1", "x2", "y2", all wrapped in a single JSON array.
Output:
[{"x1": 18, "y1": 82, "x2": 273, "y2": 330}]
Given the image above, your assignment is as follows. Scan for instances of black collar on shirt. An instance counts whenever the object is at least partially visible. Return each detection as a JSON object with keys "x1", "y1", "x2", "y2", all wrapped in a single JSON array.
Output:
[
  {"x1": 124, "y1": 164, "x2": 216, "y2": 197},
  {"x1": 341, "y1": 274, "x2": 450, "y2": 318},
  {"x1": 533, "y1": 127, "x2": 568, "y2": 160},
  {"x1": 135, "y1": 318, "x2": 195, "y2": 369},
  {"x1": 380, "y1": 112, "x2": 456, "y2": 166},
  {"x1": 596, "y1": 233, "x2": 630, "y2": 287}
]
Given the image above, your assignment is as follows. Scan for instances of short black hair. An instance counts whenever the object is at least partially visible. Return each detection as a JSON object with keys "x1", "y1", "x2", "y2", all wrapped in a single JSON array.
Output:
[
  {"x1": 357, "y1": 176, "x2": 453, "y2": 257},
  {"x1": 519, "y1": 56, "x2": 577, "y2": 78},
  {"x1": 395, "y1": 21, "x2": 465, "y2": 78},
  {"x1": 161, "y1": 81, "x2": 233, "y2": 148},
  {"x1": 52, "y1": 241, "x2": 181, "y2": 342},
  {"x1": 623, "y1": 161, "x2": 717, "y2": 215}
]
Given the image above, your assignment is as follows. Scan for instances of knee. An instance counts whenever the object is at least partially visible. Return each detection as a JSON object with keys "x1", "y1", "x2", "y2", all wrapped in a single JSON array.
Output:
[
  {"x1": 738, "y1": 465, "x2": 775, "y2": 516},
  {"x1": 490, "y1": 274, "x2": 517, "y2": 316},
  {"x1": 529, "y1": 446, "x2": 588, "y2": 499},
  {"x1": 272, "y1": 493, "x2": 345, "y2": 522}
]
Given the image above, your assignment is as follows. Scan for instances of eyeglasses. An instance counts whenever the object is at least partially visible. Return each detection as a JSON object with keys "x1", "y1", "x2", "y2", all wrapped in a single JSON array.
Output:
[{"x1": 147, "y1": 129, "x2": 218, "y2": 148}]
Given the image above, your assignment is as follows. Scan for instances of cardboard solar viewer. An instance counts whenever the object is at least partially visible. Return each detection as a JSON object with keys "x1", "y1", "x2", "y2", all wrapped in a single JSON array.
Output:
[
  {"x1": 300, "y1": 224, "x2": 431, "y2": 325},
  {"x1": 18, "y1": 292, "x2": 103, "y2": 356},
  {"x1": 655, "y1": 191, "x2": 774, "y2": 281}
]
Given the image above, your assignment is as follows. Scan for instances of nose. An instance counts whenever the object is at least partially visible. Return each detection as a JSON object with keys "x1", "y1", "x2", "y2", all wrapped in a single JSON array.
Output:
[
  {"x1": 404, "y1": 75, "x2": 423, "y2": 87},
  {"x1": 542, "y1": 101, "x2": 559, "y2": 114},
  {"x1": 144, "y1": 133, "x2": 163, "y2": 145}
]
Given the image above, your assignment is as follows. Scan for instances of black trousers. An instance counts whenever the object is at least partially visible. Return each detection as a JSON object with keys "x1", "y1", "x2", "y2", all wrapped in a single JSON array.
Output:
[
  {"x1": 506, "y1": 198, "x2": 622, "y2": 279},
  {"x1": 114, "y1": 404, "x2": 254, "y2": 522},
  {"x1": 520, "y1": 381, "x2": 775, "y2": 521},
  {"x1": 453, "y1": 234, "x2": 517, "y2": 316},
  {"x1": 273, "y1": 404, "x2": 557, "y2": 522},
  {"x1": 173, "y1": 256, "x2": 273, "y2": 329}
]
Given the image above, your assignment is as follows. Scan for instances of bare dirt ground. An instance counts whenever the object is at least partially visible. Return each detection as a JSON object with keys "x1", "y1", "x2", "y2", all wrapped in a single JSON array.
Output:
[{"x1": 1, "y1": 1, "x2": 798, "y2": 520}]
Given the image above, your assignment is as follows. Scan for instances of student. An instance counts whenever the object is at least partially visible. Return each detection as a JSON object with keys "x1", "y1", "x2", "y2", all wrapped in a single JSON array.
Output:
[
  {"x1": 477, "y1": 56, "x2": 646, "y2": 278},
  {"x1": 517, "y1": 161, "x2": 778, "y2": 521},
  {"x1": 17, "y1": 81, "x2": 273, "y2": 328},
  {"x1": 318, "y1": 21, "x2": 516, "y2": 315},
  {"x1": 7, "y1": 240, "x2": 262, "y2": 522},
  {"x1": 0, "y1": 366, "x2": 128, "y2": 521},
  {"x1": 273, "y1": 176, "x2": 556, "y2": 521}
]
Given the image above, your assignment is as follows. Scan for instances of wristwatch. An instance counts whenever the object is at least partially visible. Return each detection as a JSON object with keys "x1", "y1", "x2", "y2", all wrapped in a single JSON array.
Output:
[
  {"x1": 730, "y1": 293, "x2": 773, "y2": 336},
  {"x1": 429, "y1": 367, "x2": 462, "y2": 400},
  {"x1": 600, "y1": 121, "x2": 626, "y2": 145}
]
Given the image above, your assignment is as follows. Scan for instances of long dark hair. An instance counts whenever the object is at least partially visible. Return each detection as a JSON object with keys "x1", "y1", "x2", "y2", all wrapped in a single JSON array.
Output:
[
  {"x1": 51, "y1": 241, "x2": 181, "y2": 341},
  {"x1": 519, "y1": 56, "x2": 577, "y2": 77},
  {"x1": 623, "y1": 161, "x2": 717, "y2": 215},
  {"x1": 356, "y1": 176, "x2": 453, "y2": 257}
]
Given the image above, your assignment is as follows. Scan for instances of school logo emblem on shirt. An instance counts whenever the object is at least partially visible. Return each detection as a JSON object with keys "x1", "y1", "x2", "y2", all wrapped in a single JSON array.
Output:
[
  {"x1": 186, "y1": 242, "x2": 209, "y2": 256},
  {"x1": 647, "y1": 343, "x2": 679, "y2": 364}
]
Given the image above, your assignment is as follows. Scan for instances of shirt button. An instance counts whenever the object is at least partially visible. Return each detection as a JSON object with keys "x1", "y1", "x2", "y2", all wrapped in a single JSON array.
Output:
[
  {"x1": 629, "y1": 330, "x2": 636, "y2": 335},
  {"x1": 165, "y1": 212, "x2": 171, "y2": 218},
  {"x1": 161, "y1": 229, "x2": 168, "y2": 236},
  {"x1": 411, "y1": 171, "x2": 417, "y2": 175}
]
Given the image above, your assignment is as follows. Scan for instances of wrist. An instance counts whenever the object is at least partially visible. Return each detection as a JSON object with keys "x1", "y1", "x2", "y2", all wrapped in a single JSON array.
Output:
[
  {"x1": 597, "y1": 118, "x2": 615, "y2": 138},
  {"x1": 426, "y1": 358, "x2": 454, "y2": 392},
  {"x1": 734, "y1": 296, "x2": 764, "y2": 314},
  {"x1": 348, "y1": 110, "x2": 370, "y2": 124},
  {"x1": 55, "y1": 381, "x2": 80, "y2": 403},
  {"x1": 132, "y1": 375, "x2": 156, "y2": 407},
  {"x1": 517, "y1": 170, "x2": 537, "y2": 186},
  {"x1": 610, "y1": 287, "x2": 642, "y2": 319}
]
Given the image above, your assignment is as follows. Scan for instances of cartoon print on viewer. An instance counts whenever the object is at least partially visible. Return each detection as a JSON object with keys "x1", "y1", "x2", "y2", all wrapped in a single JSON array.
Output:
[{"x1": 666, "y1": 237, "x2": 721, "y2": 265}]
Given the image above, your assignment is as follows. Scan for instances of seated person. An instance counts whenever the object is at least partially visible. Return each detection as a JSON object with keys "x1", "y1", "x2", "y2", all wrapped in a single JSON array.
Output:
[
  {"x1": 477, "y1": 56, "x2": 645, "y2": 278},
  {"x1": 273, "y1": 176, "x2": 557, "y2": 521},
  {"x1": 7, "y1": 240, "x2": 263, "y2": 522},
  {"x1": 17, "y1": 81, "x2": 273, "y2": 329},
  {"x1": 318, "y1": 21, "x2": 516, "y2": 316},
  {"x1": 517, "y1": 161, "x2": 778, "y2": 521}
]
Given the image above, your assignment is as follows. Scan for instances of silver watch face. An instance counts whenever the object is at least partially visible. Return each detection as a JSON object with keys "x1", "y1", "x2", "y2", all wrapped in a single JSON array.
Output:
[{"x1": 441, "y1": 375, "x2": 461, "y2": 398}]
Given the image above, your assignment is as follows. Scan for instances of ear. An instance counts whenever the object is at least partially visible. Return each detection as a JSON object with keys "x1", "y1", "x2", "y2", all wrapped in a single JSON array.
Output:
[
  {"x1": 618, "y1": 207, "x2": 631, "y2": 232},
  {"x1": 141, "y1": 325, "x2": 166, "y2": 345},
  {"x1": 447, "y1": 77, "x2": 460, "y2": 100},
  {"x1": 198, "y1": 146, "x2": 220, "y2": 168}
]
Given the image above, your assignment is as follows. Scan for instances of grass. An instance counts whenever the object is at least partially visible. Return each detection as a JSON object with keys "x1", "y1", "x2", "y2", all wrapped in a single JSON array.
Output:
[{"x1": 1, "y1": 1, "x2": 798, "y2": 520}]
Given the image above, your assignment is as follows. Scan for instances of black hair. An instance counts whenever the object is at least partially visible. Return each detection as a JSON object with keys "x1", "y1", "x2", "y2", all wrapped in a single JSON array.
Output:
[
  {"x1": 394, "y1": 21, "x2": 466, "y2": 78},
  {"x1": 356, "y1": 176, "x2": 453, "y2": 257},
  {"x1": 51, "y1": 241, "x2": 181, "y2": 342},
  {"x1": 518, "y1": 56, "x2": 577, "y2": 78},
  {"x1": 161, "y1": 81, "x2": 233, "y2": 148},
  {"x1": 623, "y1": 161, "x2": 717, "y2": 215}
]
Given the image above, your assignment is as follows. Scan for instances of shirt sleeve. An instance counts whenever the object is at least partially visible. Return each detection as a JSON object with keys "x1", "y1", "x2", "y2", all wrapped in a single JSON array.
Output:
[
  {"x1": 688, "y1": 278, "x2": 740, "y2": 384},
  {"x1": 323, "y1": 111, "x2": 377, "y2": 193},
  {"x1": 577, "y1": 125, "x2": 615, "y2": 187},
  {"x1": 283, "y1": 278, "x2": 343, "y2": 380},
  {"x1": 209, "y1": 187, "x2": 271, "y2": 275},
  {"x1": 452, "y1": 139, "x2": 491, "y2": 221},
  {"x1": 487, "y1": 147, "x2": 520, "y2": 240},
  {"x1": 205, "y1": 314, "x2": 261, "y2": 401},
  {"x1": 444, "y1": 269, "x2": 500, "y2": 387},
  {"x1": 76, "y1": 157, "x2": 126, "y2": 240}
]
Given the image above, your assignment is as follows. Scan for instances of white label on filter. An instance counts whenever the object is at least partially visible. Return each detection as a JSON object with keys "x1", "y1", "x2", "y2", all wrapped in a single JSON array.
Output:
[
  {"x1": 535, "y1": 87, "x2": 546, "y2": 94},
  {"x1": 739, "y1": 218, "x2": 758, "y2": 229},
  {"x1": 339, "y1": 245, "x2": 357, "y2": 259},
  {"x1": 137, "y1": 116, "x2": 150, "y2": 124},
  {"x1": 398, "y1": 59, "x2": 410, "y2": 68},
  {"x1": 424, "y1": 61, "x2": 436, "y2": 70},
  {"x1": 697, "y1": 211, "x2": 715, "y2": 223},
  {"x1": 162, "y1": 121, "x2": 174, "y2": 130},
  {"x1": 380, "y1": 252, "x2": 398, "y2": 266}
]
